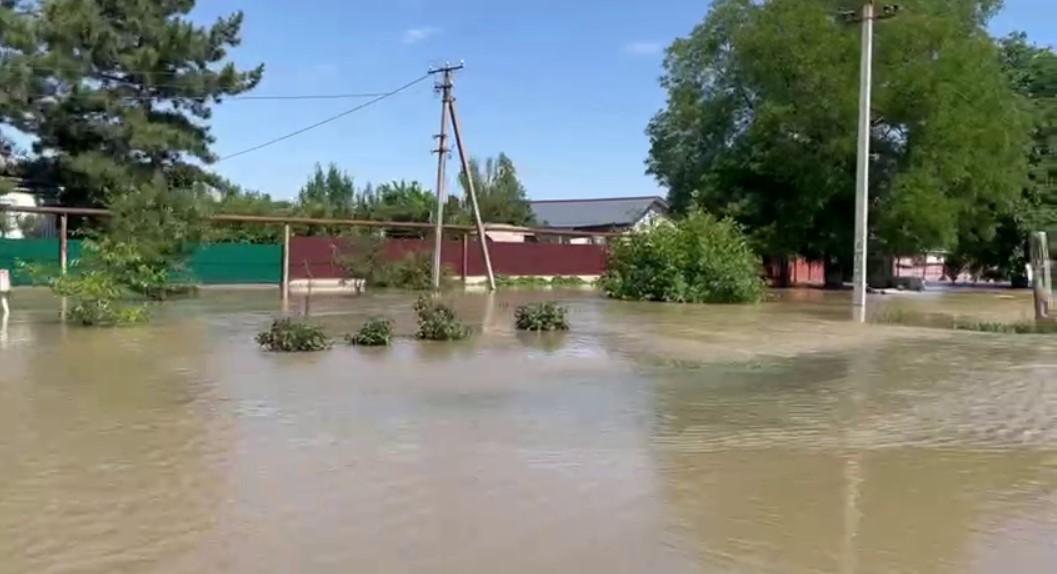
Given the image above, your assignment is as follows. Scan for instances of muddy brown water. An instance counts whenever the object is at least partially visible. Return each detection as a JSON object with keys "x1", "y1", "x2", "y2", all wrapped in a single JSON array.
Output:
[{"x1": 1, "y1": 288, "x2": 1055, "y2": 573}]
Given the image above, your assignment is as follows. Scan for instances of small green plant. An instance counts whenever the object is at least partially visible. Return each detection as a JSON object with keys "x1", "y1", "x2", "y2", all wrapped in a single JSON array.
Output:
[
  {"x1": 495, "y1": 275, "x2": 549, "y2": 288},
  {"x1": 492, "y1": 275, "x2": 589, "y2": 289},
  {"x1": 255, "y1": 318, "x2": 332, "y2": 352},
  {"x1": 346, "y1": 316, "x2": 394, "y2": 346},
  {"x1": 549, "y1": 275, "x2": 587, "y2": 287},
  {"x1": 514, "y1": 302, "x2": 570, "y2": 331},
  {"x1": 412, "y1": 295, "x2": 470, "y2": 341}
]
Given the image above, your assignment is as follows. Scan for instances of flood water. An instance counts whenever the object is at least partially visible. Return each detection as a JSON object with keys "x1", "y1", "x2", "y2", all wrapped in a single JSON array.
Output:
[{"x1": 1, "y1": 288, "x2": 1056, "y2": 573}]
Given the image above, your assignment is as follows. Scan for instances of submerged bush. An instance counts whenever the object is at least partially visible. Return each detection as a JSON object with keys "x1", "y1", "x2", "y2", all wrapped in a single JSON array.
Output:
[
  {"x1": 256, "y1": 318, "x2": 332, "y2": 352},
  {"x1": 55, "y1": 269, "x2": 150, "y2": 326},
  {"x1": 346, "y1": 316, "x2": 394, "y2": 346},
  {"x1": 514, "y1": 302, "x2": 570, "y2": 331},
  {"x1": 20, "y1": 256, "x2": 150, "y2": 327},
  {"x1": 599, "y1": 211, "x2": 765, "y2": 304},
  {"x1": 338, "y1": 235, "x2": 452, "y2": 290},
  {"x1": 412, "y1": 295, "x2": 470, "y2": 341}
]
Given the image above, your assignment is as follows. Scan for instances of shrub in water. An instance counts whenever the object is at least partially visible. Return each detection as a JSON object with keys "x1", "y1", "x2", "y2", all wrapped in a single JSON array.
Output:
[
  {"x1": 346, "y1": 316, "x2": 394, "y2": 346},
  {"x1": 338, "y1": 235, "x2": 451, "y2": 291},
  {"x1": 256, "y1": 318, "x2": 332, "y2": 352},
  {"x1": 412, "y1": 295, "x2": 470, "y2": 341},
  {"x1": 599, "y1": 211, "x2": 765, "y2": 304},
  {"x1": 514, "y1": 302, "x2": 570, "y2": 331}
]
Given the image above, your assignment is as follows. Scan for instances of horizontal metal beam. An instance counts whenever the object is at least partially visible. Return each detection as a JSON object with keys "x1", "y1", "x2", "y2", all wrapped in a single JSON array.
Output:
[{"x1": 0, "y1": 204, "x2": 624, "y2": 238}]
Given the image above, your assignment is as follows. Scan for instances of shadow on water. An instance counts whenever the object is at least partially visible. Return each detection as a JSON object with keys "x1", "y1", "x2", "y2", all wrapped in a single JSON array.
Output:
[{"x1": 1, "y1": 288, "x2": 1056, "y2": 573}]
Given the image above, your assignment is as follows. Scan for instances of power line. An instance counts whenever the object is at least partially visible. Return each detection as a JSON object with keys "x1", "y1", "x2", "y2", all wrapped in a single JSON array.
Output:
[
  {"x1": 1, "y1": 62, "x2": 395, "y2": 100},
  {"x1": 216, "y1": 74, "x2": 430, "y2": 163},
  {"x1": 13, "y1": 89, "x2": 396, "y2": 102}
]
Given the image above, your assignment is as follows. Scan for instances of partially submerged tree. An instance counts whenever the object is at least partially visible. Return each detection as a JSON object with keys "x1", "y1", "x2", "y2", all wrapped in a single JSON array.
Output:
[{"x1": 646, "y1": 0, "x2": 1034, "y2": 285}]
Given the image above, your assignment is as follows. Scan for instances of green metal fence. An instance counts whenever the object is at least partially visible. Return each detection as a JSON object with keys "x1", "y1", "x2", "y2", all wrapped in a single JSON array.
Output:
[
  {"x1": 188, "y1": 243, "x2": 282, "y2": 285},
  {"x1": 0, "y1": 239, "x2": 281, "y2": 286}
]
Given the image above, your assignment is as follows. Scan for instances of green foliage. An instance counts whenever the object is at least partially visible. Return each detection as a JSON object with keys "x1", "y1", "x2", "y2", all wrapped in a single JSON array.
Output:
[
  {"x1": 295, "y1": 163, "x2": 359, "y2": 236},
  {"x1": 495, "y1": 275, "x2": 550, "y2": 288},
  {"x1": 514, "y1": 302, "x2": 570, "y2": 332},
  {"x1": 457, "y1": 153, "x2": 536, "y2": 226},
  {"x1": 346, "y1": 316, "x2": 394, "y2": 346},
  {"x1": 600, "y1": 211, "x2": 765, "y2": 303},
  {"x1": 493, "y1": 275, "x2": 589, "y2": 289},
  {"x1": 947, "y1": 33, "x2": 1057, "y2": 283},
  {"x1": 2, "y1": 0, "x2": 263, "y2": 207},
  {"x1": 18, "y1": 246, "x2": 152, "y2": 327},
  {"x1": 873, "y1": 309, "x2": 1057, "y2": 334},
  {"x1": 255, "y1": 318, "x2": 332, "y2": 352},
  {"x1": 647, "y1": 0, "x2": 1034, "y2": 275},
  {"x1": 550, "y1": 275, "x2": 587, "y2": 287},
  {"x1": 99, "y1": 184, "x2": 207, "y2": 299},
  {"x1": 207, "y1": 178, "x2": 294, "y2": 244},
  {"x1": 412, "y1": 295, "x2": 470, "y2": 341},
  {"x1": 338, "y1": 235, "x2": 450, "y2": 290},
  {"x1": 50, "y1": 268, "x2": 149, "y2": 326}
]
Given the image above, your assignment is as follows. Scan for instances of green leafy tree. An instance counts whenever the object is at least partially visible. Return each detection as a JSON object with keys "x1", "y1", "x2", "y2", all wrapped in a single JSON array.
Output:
[
  {"x1": 946, "y1": 33, "x2": 1056, "y2": 285},
  {"x1": 296, "y1": 163, "x2": 357, "y2": 235},
  {"x1": 3, "y1": 0, "x2": 262, "y2": 207},
  {"x1": 99, "y1": 181, "x2": 212, "y2": 298},
  {"x1": 600, "y1": 211, "x2": 765, "y2": 304},
  {"x1": 458, "y1": 153, "x2": 535, "y2": 226},
  {"x1": 370, "y1": 179, "x2": 432, "y2": 239},
  {"x1": 371, "y1": 180, "x2": 435, "y2": 223},
  {"x1": 646, "y1": 0, "x2": 1033, "y2": 285},
  {"x1": 208, "y1": 180, "x2": 294, "y2": 244}
]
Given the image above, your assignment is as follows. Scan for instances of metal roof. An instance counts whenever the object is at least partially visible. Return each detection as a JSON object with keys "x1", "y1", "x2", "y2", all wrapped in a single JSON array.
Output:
[{"x1": 529, "y1": 196, "x2": 668, "y2": 229}]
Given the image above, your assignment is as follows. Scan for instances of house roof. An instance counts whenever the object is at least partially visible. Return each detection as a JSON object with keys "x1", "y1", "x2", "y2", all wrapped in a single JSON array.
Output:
[{"x1": 529, "y1": 195, "x2": 668, "y2": 229}]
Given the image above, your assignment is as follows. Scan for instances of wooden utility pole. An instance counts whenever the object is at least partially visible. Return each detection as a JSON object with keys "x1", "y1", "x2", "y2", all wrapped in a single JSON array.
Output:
[{"x1": 427, "y1": 62, "x2": 495, "y2": 291}]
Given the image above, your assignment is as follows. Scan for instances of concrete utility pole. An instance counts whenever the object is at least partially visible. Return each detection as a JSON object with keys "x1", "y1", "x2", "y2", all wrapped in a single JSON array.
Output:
[
  {"x1": 447, "y1": 94, "x2": 496, "y2": 291},
  {"x1": 429, "y1": 64, "x2": 457, "y2": 291},
  {"x1": 427, "y1": 62, "x2": 496, "y2": 291},
  {"x1": 842, "y1": 2, "x2": 901, "y2": 322}
]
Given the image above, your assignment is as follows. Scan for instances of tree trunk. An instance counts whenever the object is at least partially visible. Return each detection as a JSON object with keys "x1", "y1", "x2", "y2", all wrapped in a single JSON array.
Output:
[{"x1": 823, "y1": 257, "x2": 844, "y2": 290}]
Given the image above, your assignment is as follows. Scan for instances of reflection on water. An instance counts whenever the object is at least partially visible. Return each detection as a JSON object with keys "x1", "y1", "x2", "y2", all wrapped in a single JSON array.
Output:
[{"x1": 1, "y1": 289, "x2": 1055, "y2": 573}]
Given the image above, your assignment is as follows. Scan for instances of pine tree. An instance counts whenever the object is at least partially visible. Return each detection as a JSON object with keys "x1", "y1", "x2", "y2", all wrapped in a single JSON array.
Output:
[{"x1": 3, "y1": 0, "x2": 263, "y2": 206}]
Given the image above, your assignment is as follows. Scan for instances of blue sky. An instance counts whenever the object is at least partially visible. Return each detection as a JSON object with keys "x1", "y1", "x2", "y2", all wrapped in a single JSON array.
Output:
[
  {"x1": 195, "y1": 0, "x2": 1053, "y2": 202},
  {"x1": 13, "y1": 1, "x2": 1057, "y2": 201}
]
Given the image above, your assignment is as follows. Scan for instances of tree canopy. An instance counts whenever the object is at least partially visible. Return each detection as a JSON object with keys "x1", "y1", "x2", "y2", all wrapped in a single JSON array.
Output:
[
  {"x1": 0, "y1": 0, "x2": 262, "y2": 206},
  {"x1": 646, "y1": 0, "x2": 1037, "y2": 281},
  {"x1": 458, "y1": 153, "x2": 536, "y2": 226},
  {"x1": 948, "y1": 33, "x2": 1057, "y2": 283}
]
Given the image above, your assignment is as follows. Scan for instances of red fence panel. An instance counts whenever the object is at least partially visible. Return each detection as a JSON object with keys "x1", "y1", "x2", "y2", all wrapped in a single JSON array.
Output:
[
  {"x1": 289, "y1": 235, "x2": 825, "y2": 283},
  {"x1": 288, "y1": 236, "x2": 608, "y2": 280},
  {"x1": 462, "y1": 240, "x2": 607, "y2": 277}
]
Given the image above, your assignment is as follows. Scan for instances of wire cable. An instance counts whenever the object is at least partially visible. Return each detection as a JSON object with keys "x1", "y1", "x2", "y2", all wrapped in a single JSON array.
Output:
[
  {"x1": 1, "y1": 62, "x2": 393, "y2": 100},
  {"x1": 15, "y1": 90, "x2": 395, "y2": 102},
  {"x1": 215, "y1": 74, "x2": 431, "y2": 163}
]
